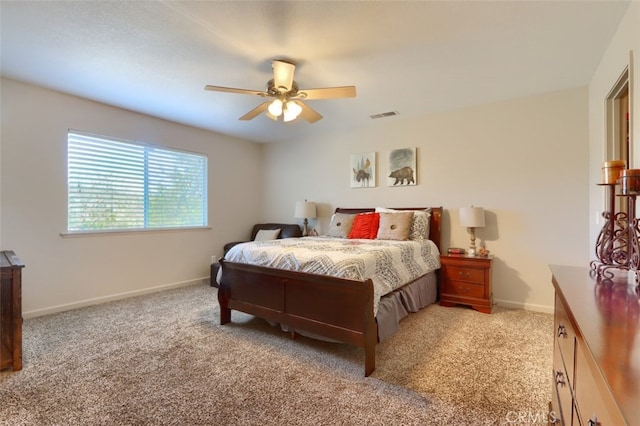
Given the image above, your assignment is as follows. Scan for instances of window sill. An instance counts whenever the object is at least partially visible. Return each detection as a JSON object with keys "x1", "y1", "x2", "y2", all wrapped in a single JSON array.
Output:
[{"x1": 60, "y1": 226, "x2": 212, "y2": 238}]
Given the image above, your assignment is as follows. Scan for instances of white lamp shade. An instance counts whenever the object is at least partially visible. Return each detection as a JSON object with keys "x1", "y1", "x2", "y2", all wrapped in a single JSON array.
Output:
[
  {"x1": 295, "y1": 201, "x2": 317, "y2": 219},
  {"x1": 283, "y1": 101, "x2": 302, "y2": 122},
  {"x1": 459, "y1": 206, "x2": 485, "y2": 228},
  {"x1": 268, "y1": 99, "x2": 283, "y2": 116},
  {"x1": 283, "y1": 109, "x2": 297, "y2": 122}
]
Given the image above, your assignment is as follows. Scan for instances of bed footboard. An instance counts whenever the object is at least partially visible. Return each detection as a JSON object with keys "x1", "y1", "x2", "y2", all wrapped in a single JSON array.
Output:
[{"x1": 218, "y1": 259, "x2": 377, "y2": 376}]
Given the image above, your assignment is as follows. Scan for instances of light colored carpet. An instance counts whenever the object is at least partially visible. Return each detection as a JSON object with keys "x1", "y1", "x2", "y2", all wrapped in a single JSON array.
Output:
[{"x1": 0, "y1": 283, "x2": 553, "y2": 425}]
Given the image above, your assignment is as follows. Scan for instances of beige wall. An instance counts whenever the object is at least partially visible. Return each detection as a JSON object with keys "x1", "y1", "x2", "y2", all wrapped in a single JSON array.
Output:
[
  {"x1": 0, "y1": 78, "x2": 263, "y2": 316},
  {"x1": 0, "y1": 80, "x2": 592, "y2": 316},
  {"x1": 589, "y1": 2, "x2": 640, "y2": 249},
  {"x1": 262, "y1": 87, "x2": 590, "y2": 312}
]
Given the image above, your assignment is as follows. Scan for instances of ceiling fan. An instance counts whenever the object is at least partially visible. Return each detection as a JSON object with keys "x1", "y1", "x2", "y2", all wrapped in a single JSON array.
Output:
[{"x1": 204, "y1": 59, "x2": 356, "y2": 123}]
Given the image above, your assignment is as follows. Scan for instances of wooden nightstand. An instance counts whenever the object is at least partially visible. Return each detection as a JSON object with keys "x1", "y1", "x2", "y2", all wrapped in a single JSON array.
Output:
[{"x1": 439, "y1": 254, "x2": 493, "y2": 314}]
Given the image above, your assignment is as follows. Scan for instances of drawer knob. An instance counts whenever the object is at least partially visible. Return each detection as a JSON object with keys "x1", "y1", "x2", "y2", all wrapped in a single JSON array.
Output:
[
  {"x1": 554, "y1": 370, "x2": 566, "y2": 386},
  {"x1": 557, "y1": 324, "x2": 567, "y2": 338}
]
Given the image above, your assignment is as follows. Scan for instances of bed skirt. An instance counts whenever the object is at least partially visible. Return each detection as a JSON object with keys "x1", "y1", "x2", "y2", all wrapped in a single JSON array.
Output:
[{"x1": 376, "y1": 271, "x2": 438, "y2": 341}]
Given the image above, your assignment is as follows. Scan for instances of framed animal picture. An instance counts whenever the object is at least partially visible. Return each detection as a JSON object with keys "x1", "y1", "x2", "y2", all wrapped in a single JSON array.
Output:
[
  {"x1": 387, "y1": 148, "x2": 417, "y2": 186},
  {"x1": 351, "y1": 152, "x2": 376, "y2": 188}
]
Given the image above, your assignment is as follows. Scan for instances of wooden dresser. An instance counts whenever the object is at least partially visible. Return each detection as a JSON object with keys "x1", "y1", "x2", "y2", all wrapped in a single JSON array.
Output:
[
  {"x1": 1, "y1": 250, "x2": 24, "y2": 371},
  {"x1": 550, "y1": 265, "x2": 639, "y2": 426}
]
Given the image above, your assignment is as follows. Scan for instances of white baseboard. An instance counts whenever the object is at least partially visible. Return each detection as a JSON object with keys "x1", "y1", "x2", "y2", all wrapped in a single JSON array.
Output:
[
  {"x1": 24, "y1": 281, "x2": 553, "y2": 318},
  {"x1": 23, "y1": 277, "x2": 209, "y2": 319},
  {"x1": 494, "y1": 298, "x2": 554, "y2": 314}
]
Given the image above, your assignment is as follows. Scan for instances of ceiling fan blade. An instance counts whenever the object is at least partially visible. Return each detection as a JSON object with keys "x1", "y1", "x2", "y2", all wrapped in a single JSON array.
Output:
[
  {"x1": 296, "y1": 101, "x2": 323, "y2": 123},
  {"x1": 204, "y1": 85, "x2": 266, "y2": 97},
  {"x1": 273, "y1": 60, "x2": 295, "y2": 92},
  {"x1": 239, "y1": 102, "x2": 270, "y2": 121},
  {"x1": 297, "y1": 86, "x2": 356, "y2": 100}
]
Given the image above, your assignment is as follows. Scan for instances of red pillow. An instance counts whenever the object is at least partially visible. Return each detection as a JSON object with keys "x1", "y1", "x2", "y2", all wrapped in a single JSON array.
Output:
[{"x1": 348, "y1": 213, "x2": 380, "y2": 239}]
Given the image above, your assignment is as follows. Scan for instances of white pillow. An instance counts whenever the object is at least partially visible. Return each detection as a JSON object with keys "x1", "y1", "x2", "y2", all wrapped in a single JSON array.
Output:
[
  {"x1": 374, "y1": 207, "x2": 431, "y2": 240},
  {"x1": 254, "y1": 229, "x2": 281, "y2": 241},
  {"x1": 376, "y1": 212, "x2": 414, "y2": 240},
  {"x1": 327, "y1": 213, "x2": 356, "y2": 238}
]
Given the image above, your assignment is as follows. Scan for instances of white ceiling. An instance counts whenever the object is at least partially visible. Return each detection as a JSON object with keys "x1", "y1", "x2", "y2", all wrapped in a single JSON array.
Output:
[{"x1": 0, "y1": 1, "x2": 631, "y2": 144}]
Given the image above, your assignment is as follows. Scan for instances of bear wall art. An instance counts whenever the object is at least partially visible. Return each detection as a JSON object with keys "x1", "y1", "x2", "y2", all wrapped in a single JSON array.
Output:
[{"x1": 387, "y1": 147, "x2": 417, "y2": 186}]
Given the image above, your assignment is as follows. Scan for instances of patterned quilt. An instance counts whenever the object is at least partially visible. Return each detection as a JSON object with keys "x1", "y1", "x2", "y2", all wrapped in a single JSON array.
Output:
[{"x1": 223, "y1": 236, "x2": 441, "y2": 315}]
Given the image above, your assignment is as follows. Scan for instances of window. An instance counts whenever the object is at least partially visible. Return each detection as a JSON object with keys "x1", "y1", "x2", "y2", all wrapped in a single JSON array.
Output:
[{"x1": 67, "y1": 131, "x2": 207, "y2": 232}]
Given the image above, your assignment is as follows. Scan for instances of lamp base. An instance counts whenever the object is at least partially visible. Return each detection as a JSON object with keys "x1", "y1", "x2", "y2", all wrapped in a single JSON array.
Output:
[
  {"x1": 468, "y1": 227, "x2": 477, "y2": 256},
  {"x1": 302, "y1": 219, "x2": 309, "y2": 237}
]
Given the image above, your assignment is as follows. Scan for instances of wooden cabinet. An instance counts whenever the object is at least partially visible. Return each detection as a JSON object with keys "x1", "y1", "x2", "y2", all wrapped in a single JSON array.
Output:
[
  {"x1": 550, "y1": 265, "x2": 639, "y2": 426},
  {"x1": 1, "y1": 250, "x2": 24, "y2": 371},
  {"x1": 439, "y1": 255, "x2": 492, "y2": 314}
]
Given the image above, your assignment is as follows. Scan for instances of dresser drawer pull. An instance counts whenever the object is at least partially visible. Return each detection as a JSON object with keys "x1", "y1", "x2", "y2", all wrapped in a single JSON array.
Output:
[
  {"x1": 457, "y1": 271, "x2": 471, "y2": 278},
  {"x1": 457, "y1": 286, "x2": 470, "y2": 294},
  {"x1": 554, "y1": 370, "x2": 566, "y2": 387},
  {"x1": 557, "y1": 324, "x2": 567, "y2": 338}
]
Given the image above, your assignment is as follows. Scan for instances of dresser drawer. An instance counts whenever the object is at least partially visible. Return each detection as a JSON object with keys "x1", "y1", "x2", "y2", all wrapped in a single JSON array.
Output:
[
  {"x1": 554, "y1": 293, "x2": 576, "y2": 388},
  {"x1": 574, "y1": 338, "x2": 626, "y2": 426},
  {"x1": 445, "y1": 266, "x2": 485, "y2": 285},
  {"x1": 553, "y1": 337, "x2": 573, "y2": 425},
  {"x1": 443, "y1": 280, "x2": 485, "y2": 299}
]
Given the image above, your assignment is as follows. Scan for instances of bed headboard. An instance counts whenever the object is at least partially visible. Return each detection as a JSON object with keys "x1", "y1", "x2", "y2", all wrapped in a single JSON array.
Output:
[{"x1": 334, "y1": 207, "x2": 443, "y2": 251}]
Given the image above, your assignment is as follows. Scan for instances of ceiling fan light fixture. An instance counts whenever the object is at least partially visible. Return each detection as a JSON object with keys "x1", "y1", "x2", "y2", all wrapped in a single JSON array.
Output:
[
  {"x1": 268, "y1": 99, "x2": 283, "y2": 116},
  {"x1": 273, "y1": 60, "x2": 295, "y2": 92},
  {"x1": 283, "y1": 110, "x2": 296, "y2": 122},
  {"x1": 283, "y1": 101, "x2": 302, "y2": 122}
]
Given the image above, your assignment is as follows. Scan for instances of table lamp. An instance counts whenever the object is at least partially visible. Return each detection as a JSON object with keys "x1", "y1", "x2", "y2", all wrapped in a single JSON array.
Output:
[
  {"x1": 459, "y1": 206, "x2": 485, "y2": 256},
  {"x1": 295, "y1": 200, "x2": 317, "y2": 236}
]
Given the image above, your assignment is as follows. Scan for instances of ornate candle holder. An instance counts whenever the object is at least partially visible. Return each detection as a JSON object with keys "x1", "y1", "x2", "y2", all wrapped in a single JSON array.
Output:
[{"x1": 591, "y1": 182, "x2": 640, "y2": 289}]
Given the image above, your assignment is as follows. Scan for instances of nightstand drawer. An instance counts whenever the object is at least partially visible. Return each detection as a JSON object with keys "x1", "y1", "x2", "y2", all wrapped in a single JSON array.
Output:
[
  {"x1": 445, "y1": 266, "x2": 485, "y2": 285},
  {"x1": 443, "y1": 280, "x2": 485, "y2": 298}
]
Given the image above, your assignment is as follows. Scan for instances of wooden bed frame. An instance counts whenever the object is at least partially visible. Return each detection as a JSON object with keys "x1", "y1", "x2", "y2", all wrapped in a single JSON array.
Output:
[{"x1": 218, "y1": 207, "x2": 442, "y2": 376}]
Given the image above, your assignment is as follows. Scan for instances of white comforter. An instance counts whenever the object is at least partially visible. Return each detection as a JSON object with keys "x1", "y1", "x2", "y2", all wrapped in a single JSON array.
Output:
[{"x1": 223, "y1": 236, "x2": 441, "y2": 315}]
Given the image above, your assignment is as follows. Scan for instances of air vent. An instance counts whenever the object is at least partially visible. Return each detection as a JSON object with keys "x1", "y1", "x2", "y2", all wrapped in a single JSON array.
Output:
[{"x1": 370, "y1": 111, "x2": 399, "y2": 119}]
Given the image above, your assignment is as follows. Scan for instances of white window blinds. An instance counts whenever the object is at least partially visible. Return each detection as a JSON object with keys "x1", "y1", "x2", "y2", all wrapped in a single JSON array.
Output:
[{"x1": 68, "y1": 131, "x2": 207, "y2": 232}]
